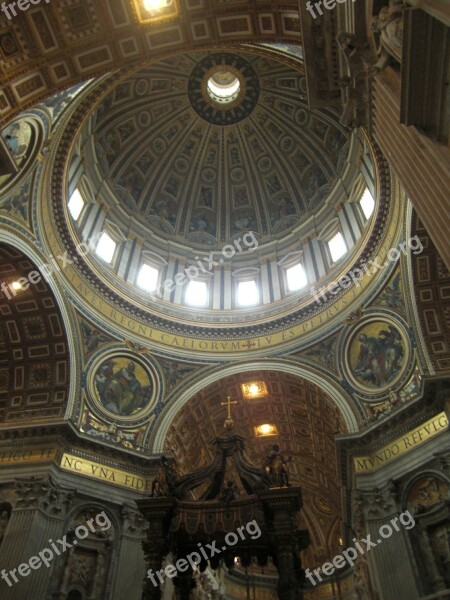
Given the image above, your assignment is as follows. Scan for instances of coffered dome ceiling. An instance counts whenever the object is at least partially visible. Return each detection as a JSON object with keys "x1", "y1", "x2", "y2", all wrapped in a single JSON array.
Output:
[
  {"x1": 87, "y1": 51, "x2": 348, "y2": 248},
  {"x1": 40, "y1": 44, "x2": 393, "y2": 346}
]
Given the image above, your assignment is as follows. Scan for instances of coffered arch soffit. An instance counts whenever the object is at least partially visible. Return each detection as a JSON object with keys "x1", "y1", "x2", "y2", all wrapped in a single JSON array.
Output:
[
  {"x1": 151, "y1": 359, "x2": 360, "y2": 452},
  {"x1": 0, "y1": 232, "x2": 79, "y2": 423},
  {"x1": 0, "y1": 0, "x2": 303, "y2": 126}
]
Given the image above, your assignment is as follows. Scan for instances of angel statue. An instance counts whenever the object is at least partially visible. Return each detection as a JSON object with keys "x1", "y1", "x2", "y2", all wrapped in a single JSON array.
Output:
[{"x1": 262, "y1": 445, "x2": 292, "y2": 488}]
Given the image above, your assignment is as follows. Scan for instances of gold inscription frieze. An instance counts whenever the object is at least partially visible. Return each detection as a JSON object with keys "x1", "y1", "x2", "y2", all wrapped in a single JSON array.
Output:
[
  {"x1": 354, "y1": 412, "x2": 448, "y2": 473},
  {"x1": 0, "y1": 446, "x2": 155, "y2": 493},
  {"x1": 60, "y1": 453, "x2": 153, "y2": 492},
  {"x1": 41, "y1": 189, "x2": 401, "y2": 355},
  {"x1": 0, "y1": 446, "x2": 57, "y2": 465}
]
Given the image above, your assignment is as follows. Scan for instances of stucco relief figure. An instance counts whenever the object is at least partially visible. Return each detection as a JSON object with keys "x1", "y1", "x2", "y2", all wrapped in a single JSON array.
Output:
[
  {"x1": 94, "y1": 358, "x2": 152, "y2": 416},
  {"x1": 262, "y1": 445, "x2": 292, "y2": 487},
  {"x1": 372, "y1": 0, "x2": 404, "y2": 73}
]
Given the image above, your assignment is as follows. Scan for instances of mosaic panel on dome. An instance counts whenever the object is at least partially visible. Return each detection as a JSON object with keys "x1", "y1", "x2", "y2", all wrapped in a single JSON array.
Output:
[{"x1": 91, "y1": 51, "x2": 349, "y2": 247}]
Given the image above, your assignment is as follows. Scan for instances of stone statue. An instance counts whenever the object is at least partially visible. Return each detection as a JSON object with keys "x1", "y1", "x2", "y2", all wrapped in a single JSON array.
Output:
[
  {"x1": 351, "y1": 492, "x2": 380, "y2": 599},
  {"x1": 0, "y1": 508, "x2": 10, "y2": 544},
  {"x1": 262, "y1": 445, "x2": 292, "y2": 487},
  {"x1": 354, "y1": 553, "x2": 378, "y2": 600},
  {"x1": 151, "y1": 478, "x2": 161, "y2": 496},
  {"x1": 336, "y1": 33, "x2": 373, "y2": 127},
  {"x1": 161, "y1": 456, "x2": 179, "y2": 494},
  {"x1": 371, "y1": 0, "x2": 404, "y2": 73}
]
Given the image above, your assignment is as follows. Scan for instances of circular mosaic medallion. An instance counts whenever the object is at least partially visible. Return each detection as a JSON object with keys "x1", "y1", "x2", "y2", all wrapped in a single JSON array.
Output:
[
  {"x1": 138, "y1": 111, "x2": 151, "y2": 127},
  {"x1": 0, "y1": 117, "x2": 43, "y2": 193},
  {"x1": 135, "y1": 79, "x2": 149, "y2": 96},
  {"x1": 153, "y1": 138, "x2": 166, "y2": 153},
  {"x1": 280, "y1": 136, "x2": 294, "y2": 152},
  {"x1": 175, "y1": 157, "x2": 189, "y2": 173},
  {"x1": 202, "y1": 168, "x2": 216, "y2": 182},
  {"x1": 344, "y1": 318, "x2": 410, "y2": 393},
  {"x1": 258, "y1": 156, "x2": 272, "y2": 172},
  {"x1": 230, "y1": 167, "x2": 245, "y2": 182},
  {"x1": 296, "y1": 109, "x2": 308, "y2": 126},
  {"x1": 188, "y1": 53, "x2": 260, "y2": 126},
  {"x1": 86, "y1": 351, "x2": 159, "y2": 424}
]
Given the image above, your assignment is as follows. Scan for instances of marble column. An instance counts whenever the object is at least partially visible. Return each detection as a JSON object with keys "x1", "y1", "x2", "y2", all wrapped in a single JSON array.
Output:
[
  {"x1": 0, "y1": 477, "x2": 73, "y2": 600},
  {"x1": 356, "y1": 482, "x2": 420, "y2": 600},
  {"x1": 372, "y1": 69, "x2": 450, "y2": 269},
  {"x1": 112, "y1": 507, "x2": 148, "y2": 600}
]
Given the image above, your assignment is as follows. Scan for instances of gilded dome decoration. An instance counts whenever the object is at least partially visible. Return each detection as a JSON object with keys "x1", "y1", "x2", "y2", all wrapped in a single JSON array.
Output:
[
  {"x1": 82, "y1": 52, "x2": 351, "y2": 247},
  {"x1": 35, "y1": 47, "x2": 396, "y2": 339}
]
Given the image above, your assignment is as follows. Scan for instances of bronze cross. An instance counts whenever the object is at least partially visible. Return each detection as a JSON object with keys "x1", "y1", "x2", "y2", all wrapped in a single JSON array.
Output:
[{"x1": 221, "y1": 395, "x2": 237, "y2": 419}]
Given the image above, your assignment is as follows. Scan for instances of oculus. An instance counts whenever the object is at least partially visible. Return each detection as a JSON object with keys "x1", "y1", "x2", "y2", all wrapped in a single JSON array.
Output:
[
  {"x1": 189, "y1": 53, "x2": 259, "y2": 125},
  {"x1": 207, "y1": 70, "x2": 241, "y2": 104}
]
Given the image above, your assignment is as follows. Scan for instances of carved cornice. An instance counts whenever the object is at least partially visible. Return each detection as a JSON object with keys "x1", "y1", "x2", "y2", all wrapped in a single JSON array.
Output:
[
  {"x1": 337, "y1": 380, "x2": 450, "y2": 457},
  {"x1": 0, "y1": 422, "x2": 159, "y2": 468}
]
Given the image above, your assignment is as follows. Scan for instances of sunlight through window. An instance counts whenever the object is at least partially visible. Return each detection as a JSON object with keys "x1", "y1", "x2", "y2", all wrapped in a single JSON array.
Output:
[
  {"x1": 237, "y1": 280, "x2": 259, "y2": 306},
  {"x1": 286, "y1": 263, "x2": 307, "y2": 292},
  {"x1": 95, "y1": 232, "x2": 116, "y2": 264},
  {"x1": 185, "y1": 280, "x2": 208, "y2": 307},
  {"x1": 328, "y1": 232, "x2": 347, "y2": 263},
  {"x1": 137, "y1": 264, "x2": 159, "y2": 292},
  {"x1": 68, "y1": 189, "x2": 85, "y2": 221},
  {"x1": 360, "y1": 188, "x2": 375, "y2": 219},
  {"x1": 143, "y1": 0, "x2": 169, "y2": 11}
]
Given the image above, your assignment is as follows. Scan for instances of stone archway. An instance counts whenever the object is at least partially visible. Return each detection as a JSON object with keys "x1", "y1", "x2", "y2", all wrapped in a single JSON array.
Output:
[
  {"x1": 0, "y1": 237, "x2": 77, "y2": 421},
  {"x1": 152, "y1": 360, "x2": 359, "y2": 453},
  {"x1": 159, "y1": 368, "x2": 348, "y2": 595}
]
